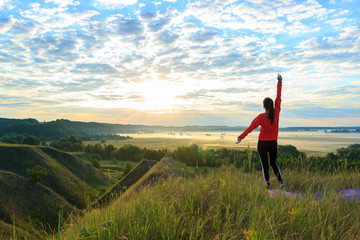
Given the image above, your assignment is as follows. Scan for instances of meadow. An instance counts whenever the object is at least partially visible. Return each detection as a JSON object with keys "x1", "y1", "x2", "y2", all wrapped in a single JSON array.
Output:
[{"x1": 54, "y1": 165, "x2": 360, "y2": 239}]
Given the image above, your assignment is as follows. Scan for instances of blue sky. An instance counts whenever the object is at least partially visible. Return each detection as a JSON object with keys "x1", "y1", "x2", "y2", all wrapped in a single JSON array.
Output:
[{"x1": 0, "y1": 0, "x2": 359, "y2": 126}]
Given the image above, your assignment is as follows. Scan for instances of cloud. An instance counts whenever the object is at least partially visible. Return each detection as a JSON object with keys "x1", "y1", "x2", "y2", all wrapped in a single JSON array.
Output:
[
  {"x1": 189, "y1": 30, "x2": 217, "y2": 43},
  {"x1": 71, "y1": 63, "x2": 118, "y2": 75},
  {"x1": 45, "y1": 0, "x2": 80, "y2": 7},
  {"x1": 326, "y1": 18, "x2": 347, "y2": 26},
  {"x1": 21, "y1": 4, "x2": 100, "y2": 29},
  {"x1": 0, "y1": 0, "x2": 12, "y2": 10},
  {"x1": 148, "y1": 18, "x2": 170, "y2": 32},
  {"x1": 111, "y1": 17, "x2": 144, "y2": 36},
  {"x1": 95, "y1": 0, "x2": 137, "y2": 8},
  {"x1": 140, "y1": 11, "x2": 156, "y2": 21},
  {"x1": 0, "y1": 18, "x2": 13, "y2": 34},
  {"x1": 158, "y1": 30, "x2": 179, "y2": 44},
  {"x1": 0, "y1": 0, "x2": 359, "y2": 126},
  {"x1": 24, "y1": 35, "x2": 79, "y2": 63}
]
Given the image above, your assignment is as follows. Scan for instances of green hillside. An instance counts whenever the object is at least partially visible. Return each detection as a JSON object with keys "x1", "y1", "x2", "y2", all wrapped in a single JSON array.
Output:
[
  {"x1": 39, "y1": 147, "x2": 113, "y2": 190},
  {"x1": 91, "y1": 158, "x2": 193, "y2": 208},
  {"x1": 0, "y1": 144, "x2": 115, "y2": 208},
  {"x1": 91, "y1": 159, "x2": 158, "y2": 208},
  {"x1": 124, "y1": 157, "x2": 194, "y2": 194},
  {"x1": 0, "y1": 170, "x2": 74, "y2": 238},
  {"x1": 0, "y1": 143, "x2": 117, "y2": 239}
]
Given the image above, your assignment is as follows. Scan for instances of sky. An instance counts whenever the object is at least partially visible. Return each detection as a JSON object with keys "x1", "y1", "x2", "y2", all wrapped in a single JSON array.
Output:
[{"x1": 0, "y1": 0, "x2": 359, "y2": 127}]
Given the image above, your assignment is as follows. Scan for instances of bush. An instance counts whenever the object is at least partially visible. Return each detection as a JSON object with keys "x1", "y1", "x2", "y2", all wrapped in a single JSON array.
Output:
[
  {"x1": 122, "y1": 162, "x2": 133, "y2": 177},
  {"x1": 172, "y1": 144, "x2": 203, "y2": 167},
  {"x1": 27, "y1": 165, "x2": 48, "y2": 183},
  {"x1": 91, "y1": 159, "x2": 100, "y2": 169},
  {"x1": 90, "y1": 154, "x2": 102, "y2": 161},
  {"x1": 23, "y1": 135, "x2": 41, "y2": 145}
]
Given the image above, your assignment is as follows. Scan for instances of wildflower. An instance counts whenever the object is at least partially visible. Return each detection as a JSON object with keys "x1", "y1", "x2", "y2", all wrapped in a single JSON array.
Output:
[
  {"x1": 82, "y1": 226, "x2": 86, "y2": 232},
  {"x1": 288, "y1": 208, "x2": 297, "y2": 221},
  {"x1": 220, "y1": 178, "x2": 226, "y2": 187},
  {"x1": 243, "y1": 229, "x2": 254, "y2": 240}
]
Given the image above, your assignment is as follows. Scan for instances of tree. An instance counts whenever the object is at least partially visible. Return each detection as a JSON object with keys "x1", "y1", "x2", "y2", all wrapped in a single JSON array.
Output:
[
  {"x1": 172, "y1": 144, "x2": 203, "y2": 166},
  {"x1": 91, "y1": 159, "x2": 100, "y2": 169},
  {"x1": 27, "y1": 165, "x2": 48, "y2": 183},
  {"x1": 23, "y1": 135, "x2": 41, "y2": 145},
  {"x1": 122, "y1": 162, "x2": 133, "y2": 177}
]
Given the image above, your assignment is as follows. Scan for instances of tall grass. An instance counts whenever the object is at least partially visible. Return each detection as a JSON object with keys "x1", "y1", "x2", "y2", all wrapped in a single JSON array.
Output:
[{"x1": 53, "y1": 167, "x2": 360, "y2": 239}]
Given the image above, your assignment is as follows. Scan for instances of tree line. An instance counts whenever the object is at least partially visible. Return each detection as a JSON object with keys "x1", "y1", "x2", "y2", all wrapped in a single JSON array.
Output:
[{"x1": 2, "y1": 134, "x2": 359, "y2": 172}]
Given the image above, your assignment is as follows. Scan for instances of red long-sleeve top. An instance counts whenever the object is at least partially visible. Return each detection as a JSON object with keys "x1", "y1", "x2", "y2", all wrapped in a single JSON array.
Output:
[{"x1": 239, "y1": 81, "x2": 282, "y2": 141}]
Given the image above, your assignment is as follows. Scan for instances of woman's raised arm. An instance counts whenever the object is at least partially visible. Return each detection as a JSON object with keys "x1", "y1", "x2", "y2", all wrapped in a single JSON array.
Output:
[{"x1": 275, "y1": 74, "x2": 282, "y2": 112}]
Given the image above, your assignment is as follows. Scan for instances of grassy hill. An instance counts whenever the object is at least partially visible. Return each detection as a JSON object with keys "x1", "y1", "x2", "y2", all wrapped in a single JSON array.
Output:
[
  {"x1": 0, "y1": 143, "x2": 116, "y2": 239},
  {"x1": 90, "y1": 159, "x2": 158, "y2": 208},
  {"x1": 123, "y1": 157, "x2": 194, "y2": 194},
  {"x1": 0, "y1": 170, "x2": 74, "y2": 238},
  {"x1": 0, "y1": 144, "x2": 115, "y2": 208},
  {"x1": 56, "y1": 165, "x2": 360, "y2": 239},
  {"x1": 39, "y1": 147, "x2": 113, "y2": 191}
]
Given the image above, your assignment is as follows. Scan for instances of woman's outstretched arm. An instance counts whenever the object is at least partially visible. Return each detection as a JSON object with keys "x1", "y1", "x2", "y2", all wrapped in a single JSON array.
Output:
[
  {"x1": 236, "y1": 114, "x2": 261, "y2": 143},
  {"x1": 275, "y1": 74, "x2": 282, "y2": 113}
]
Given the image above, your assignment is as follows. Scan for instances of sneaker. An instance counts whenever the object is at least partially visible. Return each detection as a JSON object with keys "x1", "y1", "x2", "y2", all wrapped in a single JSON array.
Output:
[{"x1": 280, "y1": 181, "x2": 286, "y2": 188}]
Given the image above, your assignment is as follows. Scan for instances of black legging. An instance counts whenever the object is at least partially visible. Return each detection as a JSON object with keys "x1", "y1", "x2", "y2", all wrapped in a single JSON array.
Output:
[{"x1": 257, "y1": 140, "x2": 283, "y2": 184}]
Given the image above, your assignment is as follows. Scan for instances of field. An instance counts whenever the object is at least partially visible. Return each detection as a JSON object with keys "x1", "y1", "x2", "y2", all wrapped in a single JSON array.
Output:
[
  {"x1": 55, "y1": 166, "x2": 360, "y2": 239},
  {"x1": 84, "y1": 131, "x2": 360, "y2": 156}
]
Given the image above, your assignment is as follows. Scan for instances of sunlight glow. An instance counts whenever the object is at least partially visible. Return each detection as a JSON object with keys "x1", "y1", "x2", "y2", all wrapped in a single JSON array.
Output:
[{"x1": 137, "y1": 81, "x2": 179, "y2": 111}]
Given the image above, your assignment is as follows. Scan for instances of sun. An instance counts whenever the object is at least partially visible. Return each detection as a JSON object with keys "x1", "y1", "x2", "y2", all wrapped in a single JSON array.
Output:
[{"x1": 137, "y1": 81, "x2": 179, "y2": 111}]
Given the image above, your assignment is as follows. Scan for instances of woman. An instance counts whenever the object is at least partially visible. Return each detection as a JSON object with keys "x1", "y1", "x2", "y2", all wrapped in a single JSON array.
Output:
[{"x1": 236, "y1": 74, "x2": 285, "y2": 189}]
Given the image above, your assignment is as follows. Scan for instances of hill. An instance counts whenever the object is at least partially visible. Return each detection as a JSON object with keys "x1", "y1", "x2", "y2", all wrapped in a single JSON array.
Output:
[
  {"x1": 125, "y1": 157, "x2": 194, "y2": 193},
  {"x1": 0, "y1": 170, "x2": 74, "y2": 238},
  {"x1": 91, "y1": 159, "x2": 158, "y2": 208},
  {"x1": 0, "y1": 117, "x2": 247, "y2": 140},
  {"x1": 0, "y1": 144, "x2": 115, "y2": 208},
  {"x1": 0, "y1": 144, "x2": 116, "y2": 238}
]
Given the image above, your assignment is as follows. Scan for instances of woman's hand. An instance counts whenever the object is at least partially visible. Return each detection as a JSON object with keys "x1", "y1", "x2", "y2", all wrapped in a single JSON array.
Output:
[
  {"x1": 277, "y1": 74, "x2": 282, "y2": 82},
  {"x1": 235, "y1": 137, "x2": 242, "y2": 144}
]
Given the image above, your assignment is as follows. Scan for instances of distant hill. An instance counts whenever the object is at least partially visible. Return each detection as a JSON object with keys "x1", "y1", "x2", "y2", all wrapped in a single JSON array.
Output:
[{"x1": 0, "y1": 117, "x2": 246, "y2": 140}]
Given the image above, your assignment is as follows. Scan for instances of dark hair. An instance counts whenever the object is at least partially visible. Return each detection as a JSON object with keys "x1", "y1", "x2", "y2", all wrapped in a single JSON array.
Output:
[{"x1": 263, "y1": 97, "x2": 274, "y2": 123}]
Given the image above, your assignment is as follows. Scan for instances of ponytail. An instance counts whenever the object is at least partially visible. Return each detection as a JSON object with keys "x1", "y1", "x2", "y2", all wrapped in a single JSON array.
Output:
[{"x1": 263, "y1": 97, "x2": 274, "y2": 123}]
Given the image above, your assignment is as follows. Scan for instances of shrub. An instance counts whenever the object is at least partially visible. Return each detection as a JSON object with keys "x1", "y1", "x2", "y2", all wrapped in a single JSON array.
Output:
[
  {"x1": 91, "y1": 159, "x2": 100, "y2": 169},
  {"x1": 27, "y1": 165, "x2": 48, "y2": 183},
  {"x1": 122, "y1": 162, "x2": 133, "y2": 177},
  {"x1": 23, "y1": 135, "x2": 41, "y2": 145}
]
